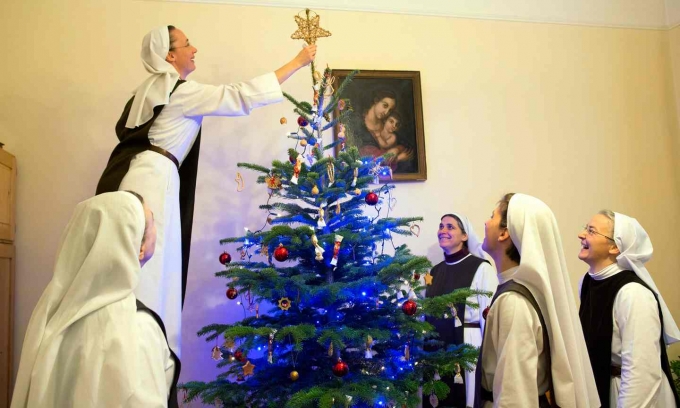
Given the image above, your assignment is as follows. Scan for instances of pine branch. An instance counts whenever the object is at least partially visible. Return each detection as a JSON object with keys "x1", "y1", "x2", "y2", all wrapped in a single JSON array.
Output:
[{"x1": 237, "y1": 162, "x2": 271, "y2": 174}]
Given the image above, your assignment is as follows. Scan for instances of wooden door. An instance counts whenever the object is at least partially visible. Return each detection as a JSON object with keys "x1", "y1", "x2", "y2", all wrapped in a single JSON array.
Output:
[{"x1": 0, "y1": 243, "x2": 14, "y2": 407}]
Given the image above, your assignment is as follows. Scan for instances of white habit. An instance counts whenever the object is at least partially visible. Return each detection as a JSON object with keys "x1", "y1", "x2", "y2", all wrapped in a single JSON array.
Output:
[
  {"x1": 119, "y1": 73, "x2": 283, "y2": 356},
  {"x1": 11, "y1": 192, "x2": 175, "y2": 408}
]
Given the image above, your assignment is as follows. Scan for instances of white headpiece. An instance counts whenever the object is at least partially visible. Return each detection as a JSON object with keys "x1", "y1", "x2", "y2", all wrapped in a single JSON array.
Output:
[
  {"x1": 613, "y1": 212, "x2": 680, "y2": 344},
  {"x1": 508, "y1": 194, "x2": 600, "y2": 408},
  {"x1": 125, "y1": 26, "x2": 180, "y2": 128},
  {"x1": 11, "y1": 192, "x2": 147, "y2": 407},
  {"x1": 451, "y1": 212, "x2": 489, "y2": 261}
]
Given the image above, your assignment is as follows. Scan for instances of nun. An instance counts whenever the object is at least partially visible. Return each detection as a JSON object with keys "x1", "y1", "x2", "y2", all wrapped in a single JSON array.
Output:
[
  {"x1": 424, "y1": 213, "x2": 499, "y2": 408},
  {"x1": 578, "y1": 210, "x2": 680, "y2": 407},
  {"x1": 475, "y1": 193, "x2": 599, "y2": 408},
  {"x1": 12, "y1": 191, "x2": 180, "y2": 408},
  {"x1": 95, "y1": 25, "x2": 316, "y2": 355}
]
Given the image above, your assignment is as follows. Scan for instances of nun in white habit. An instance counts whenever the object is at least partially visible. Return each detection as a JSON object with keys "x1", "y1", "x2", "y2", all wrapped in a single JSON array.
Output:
[
  {"x1": 423, "y1": 213, "x2": 498, "y2": 408},
  {"x1": 578, "y1": 210, "x2": 680, "y2": 407},
  {"x1": 11, "y1": 191, "x2": 179, "y2": 408},
  {"x1": 475, "y1": 193, "x2": 599, "y2": 408},
  {"x1": 95, "y1": 25, "x2": 317, "y2": 357}
]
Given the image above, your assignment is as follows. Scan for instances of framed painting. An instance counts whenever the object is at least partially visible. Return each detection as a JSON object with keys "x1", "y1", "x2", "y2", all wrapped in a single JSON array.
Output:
[{"x1": 333, "y1": 70, "x2": 427, "y2": 181}]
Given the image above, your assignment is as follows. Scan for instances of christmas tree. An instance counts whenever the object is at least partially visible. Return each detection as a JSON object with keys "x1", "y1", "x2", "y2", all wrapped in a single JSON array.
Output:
[{"x1": 182, "y1": 10, "x2": 489, "y2": 408}]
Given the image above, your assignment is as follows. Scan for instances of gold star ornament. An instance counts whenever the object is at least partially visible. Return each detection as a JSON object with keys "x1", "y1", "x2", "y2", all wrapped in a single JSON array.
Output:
[
  {"x1": 291, "y1": 9, "x2": 332, "y2": 45},
  {"x1": 424, "y1": 272, "x2": 434, "y2": 285},
  {"x1": 243, "y1": 360, "x2": 256, "y2": 376},
  {"x1": 222, "y1": 338, "x2": 236, "y2": 350}
]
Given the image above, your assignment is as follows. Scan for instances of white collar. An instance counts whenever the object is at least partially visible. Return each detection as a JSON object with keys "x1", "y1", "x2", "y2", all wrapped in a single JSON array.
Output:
[
  {"x1": 588, "y1": 262, "x2": 624, "y2": 281},
  {"x1": 498, "y1": 265, "x2": 519, "y2": 284},
  {"x1": 445, "y1": 253, "x2": 472, "y2": 265}
]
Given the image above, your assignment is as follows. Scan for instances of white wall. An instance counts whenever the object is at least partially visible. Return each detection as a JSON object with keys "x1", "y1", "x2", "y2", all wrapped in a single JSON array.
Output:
[{"x1": 2, "y1": 0, "x2": 680, "y2": 399}]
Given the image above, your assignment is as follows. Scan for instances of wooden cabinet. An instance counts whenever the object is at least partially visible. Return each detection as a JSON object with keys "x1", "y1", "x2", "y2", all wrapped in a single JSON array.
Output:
[{"x1": 0, "y1": 147, "x2": 16, "y2": 408}]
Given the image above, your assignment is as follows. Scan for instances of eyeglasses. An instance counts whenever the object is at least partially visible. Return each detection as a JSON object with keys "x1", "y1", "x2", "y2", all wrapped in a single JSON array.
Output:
[
  {"x1": 581, "y1": 225, "x2": 615, "y2": 241},
  {"x1": 169, "y1": 42, "x2": 192, "y2": 52}
]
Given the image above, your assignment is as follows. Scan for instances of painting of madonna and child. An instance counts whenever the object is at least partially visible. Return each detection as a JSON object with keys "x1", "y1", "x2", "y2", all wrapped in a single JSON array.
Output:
[{"x1": 333, "y1": 70, "x2": 427, "y2": 181}]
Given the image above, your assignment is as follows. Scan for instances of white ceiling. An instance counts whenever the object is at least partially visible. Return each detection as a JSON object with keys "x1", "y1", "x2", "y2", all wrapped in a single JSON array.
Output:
[{"x1": 154, "y1": 0, "x2": 680, "y2": 29}]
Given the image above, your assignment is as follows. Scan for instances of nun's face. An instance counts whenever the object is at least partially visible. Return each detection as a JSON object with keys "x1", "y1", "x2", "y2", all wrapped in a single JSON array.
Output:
[
  {"x1": 482, "y1": 206, "x2": 502, "y2": 254},
  {"x1": 438, "y1": 216, "x2": 467, "y2": 254},
  {"x1": 139, "y1": 204, "x2": 157, "y2": 267},
  {"x1": 166, "y1": 29, "x2": 197, "y2": 79},
  {"x1": 577, "y1": 214, "x2": 618, "y2": 269}
]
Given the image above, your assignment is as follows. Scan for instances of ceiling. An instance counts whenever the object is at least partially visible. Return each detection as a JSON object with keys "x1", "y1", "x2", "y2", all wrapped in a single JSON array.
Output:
[{"x1": 154, "y1": 0, "x2": 680, "y2": 29}]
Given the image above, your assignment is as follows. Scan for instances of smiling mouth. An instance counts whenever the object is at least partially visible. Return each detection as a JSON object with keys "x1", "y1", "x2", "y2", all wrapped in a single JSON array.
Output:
[{"x1": 581, "y1": 242, "x2": 589, "y2": 249}]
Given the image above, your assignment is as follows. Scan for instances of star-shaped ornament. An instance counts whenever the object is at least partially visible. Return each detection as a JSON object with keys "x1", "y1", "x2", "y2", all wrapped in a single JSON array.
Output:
[
  {"x1": 278, "y1": 297, "x2": 292, "y2": 311},
  {"x1": 243, "y1": 360, "x2": 256, "y2": 376},
  {"x1": 291, "y1": 9, "x2": 332, "y2": 44},
  {"x1": 424, "y1": 272, "x2": 434, "y2": 285},
  {"x1": 222, "y1": 338, "x2": 236, "y2": 350}
]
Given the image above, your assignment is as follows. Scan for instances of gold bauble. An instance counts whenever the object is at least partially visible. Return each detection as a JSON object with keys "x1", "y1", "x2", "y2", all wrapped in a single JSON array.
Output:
[{"x1": 290, "y1": 370, "x2": 300, "y2": 381}]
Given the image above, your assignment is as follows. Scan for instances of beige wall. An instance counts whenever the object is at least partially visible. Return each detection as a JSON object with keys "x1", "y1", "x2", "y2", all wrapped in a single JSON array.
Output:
[{"x1": 3, "y1": 0, "x2": 680, "y2": 394}]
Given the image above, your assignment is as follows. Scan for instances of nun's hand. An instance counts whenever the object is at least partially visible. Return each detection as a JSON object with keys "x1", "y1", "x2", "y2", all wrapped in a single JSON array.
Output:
[{"x1": 296, "y1": 44, "x2": 317, "y2": 67}]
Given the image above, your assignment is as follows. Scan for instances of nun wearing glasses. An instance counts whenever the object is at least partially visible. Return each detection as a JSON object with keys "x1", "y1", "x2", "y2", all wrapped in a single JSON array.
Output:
[{"x1": 578, "y1": 210, "x2": 680, "y2": 407}]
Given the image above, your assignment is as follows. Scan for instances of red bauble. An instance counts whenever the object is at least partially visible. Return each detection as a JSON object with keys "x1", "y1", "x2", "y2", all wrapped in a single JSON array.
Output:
[
  {"x1": 233, "y1": 350, "x2": 245, "y2": 362},
  {"x1": 274, "y1": 244, "x2": 289, "y2": 262},
  {"x1": 413, "y1": 273, "x2": 421, "y2": 281},
  {"x1": 332, "y1": 359, "x2": 349, "y2": 377},
  {"x1": 219, "y1": 251, "x2": 232, "y2": 265},
  {"x1": 365, "y1": 192, "x2": 379, "y2": 206},
  {"x1": 226, "y1": 287, "x2": 238, "y2": 300},
  {"x1": 297, "y1": 116, "x2": 309, "y2": 127},
  {"x1": 402, "y1": 299, "x2": 418, "y2": 316},
  {"x1": 482, "y1": 306, "x2": 490, "y2": 320}
]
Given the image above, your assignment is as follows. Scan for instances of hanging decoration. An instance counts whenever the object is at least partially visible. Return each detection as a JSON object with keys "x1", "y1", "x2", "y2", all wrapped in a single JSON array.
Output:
[
  {"x1": 278, "y1": 297, "x2": 292, "y2": 311},
  {"x1": 401, "y1": 299, "x2": 417, "y2": 316},
  {"x1": 310, "y1": 229, "x2": 324, "y2": 261},
  {"x1": 235, "y1": 172, "x2": 245, "y2": 192},
  {"x1": 219, "y1": 251, "x2": 232, "y2": 265},
  {"x1": 365, "y1": 335, "x2": 374, "y2": 359},
  {"x1": 330, "y1": 234, "x2": 343, "y2": 266},
  {"x1": 242, "y1": 361, "x2": 256, "y2": 377},
  {"x1": 265, "y1": 174, "x2": 282, "y2": 191},
  {"x1": 317, "y1": 207, "x2": 326, "y2": 229},
  {"x1": 332, "y1": 359, "x2": 349, "y2": 377},
  {"x1": 291, "y1": 155, "x2": 303, "y2": 184},
  {"x1": 274, "y1": 244, "x2": 289, "y2": 262},
  {"x1": 226, "y1": 287, "x2": 238, "y2": 300},
  {"x1": 211, "y1": 345, "x2": 223, "y2": 361},
  {"x1": 424, "y1": 272, "x2": 434, "y2": 285},
  {"x1": 327, "y1": 160, "x2": 335, "y2": 186}
]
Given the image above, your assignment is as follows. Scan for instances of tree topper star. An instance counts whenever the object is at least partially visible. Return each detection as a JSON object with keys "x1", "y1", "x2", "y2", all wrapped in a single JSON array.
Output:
[{"x1": 291, "y1": 9, "x2": 331, "y2": 45}]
